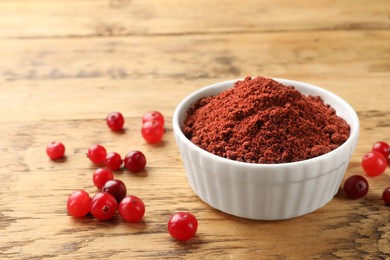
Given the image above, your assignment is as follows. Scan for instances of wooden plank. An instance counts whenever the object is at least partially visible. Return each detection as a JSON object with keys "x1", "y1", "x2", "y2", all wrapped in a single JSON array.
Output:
[
  {"x1": 0, "y1": 0, "x2": 389, "y2": 38},
  {"x1": 0, "y1": 30, "x2": 389, "y2": 122},
  {"x1": 0, "y1": 118, "x2": 389, "y2": 258}
]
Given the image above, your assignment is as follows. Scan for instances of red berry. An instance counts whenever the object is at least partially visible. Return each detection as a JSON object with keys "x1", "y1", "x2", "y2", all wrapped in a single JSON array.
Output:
[
  {"x1": 46, "y1": 141, "x2": 65, "y2": 160},
  {"x1": 141, "y1": 120, "x2": 164, "y2": 144},
  {"x1": 361, "y1": 151, "x2": 387, "y2": 177},
  {"x1": 168, "y1": 212, "x2": 198, "y2": 241},
  {"x1": 119, "y1": 195, "x2": 145, "y2": 222},
  {"x1": 142, "y1": 111, "x2": 164, "y2": 126},
  {"x1": 104, "y1": 152, "x2": 122, "y2": 171},
  {"x1": 344, "y1": 175, "x2": 369, "y2": 199},
  {"x1": 383, "y1": 187, "x2": 390, "y2": 205},
  {"x1": 87, "y1": 144, "x2": 107, "y2": 164},
  {"x1": 106, "y1": 112, "x2": 125, "y2": 131},
  {"x1": 90, "y1": 192, "x2": 117, "y2": 221},
  {"x1": 102, "y1": 179, "x2": 127, "y2": 203},
  {"x1": 124, "y1": 150, "x2": 146, "y2": 172},
  {"x1": 372, "y1": 141, "x2": 390, "y2": 158},
  {"x1": 92, "y1": 168, "x2": 114, "y2": 189},
  {"x1": 67, "y1": 190, "x2": 91, "y2": 217}
]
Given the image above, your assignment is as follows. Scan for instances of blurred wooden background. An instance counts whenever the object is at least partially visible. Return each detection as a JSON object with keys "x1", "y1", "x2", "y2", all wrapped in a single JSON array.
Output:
[{"x1": 0, "y1": 0, "x2": 389, "y2": 259}]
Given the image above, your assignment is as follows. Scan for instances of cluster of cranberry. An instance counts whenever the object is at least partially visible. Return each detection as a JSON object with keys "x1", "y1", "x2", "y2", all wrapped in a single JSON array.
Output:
[
  {"x1": 70, "y1": 142, "x2": 147, "y2": 222},
  {"x1": 46, "y1": 111, "x2": 198, "y2": 242},
  {"x1": 344, "y1": 141, "x2": 390, "y2": 205}
]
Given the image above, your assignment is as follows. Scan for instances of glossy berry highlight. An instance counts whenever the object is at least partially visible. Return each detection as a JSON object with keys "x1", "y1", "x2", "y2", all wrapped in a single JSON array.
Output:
[
  {"x1": 124, "y1": 150, "x2": 146, "y2": 172},
  {"x1": 142, "y1": 111, "x2": 164, "y2": 126},
  {"x1": 87, "y1": 144, "x2": 107, "y2": 164},
  {"x1": 90, "y1": 192, "x2": 118, "y2": 221},
  {"x1": 361, "y1": 151, "x2": 387, "y2": 177},
  {"x1": 141, "y1": 120, "x2": 164, "y2": 144},
  {"x1": 67, "y1": 190, "x2": 91, "y2": 218},
  {"x1": 344, "y1": 175, "x2": 369, "y2": 199},
  {"x1": 102, "y1": 179, "x2": 127, "y2": 203},
  {"x1": 46, "y1": 141, "x2": 65, "y2": 160},
  {"x1": 92, "y1": 168, "x2": 114, "y2": 189},
  {"x1": 168, "y1": 212, "x2": 198, "y2": 241},
  {"x1": 104, "y1": 152, "x2": 122, "y2": 171},
  {"x1": 106, "y1": 112, "x2": 125, "y2": 131},
  {"x1": 372, "y1": 141, "x2": 390, "y2": 159},
  {"x1": 119, "y1": 195, "x2": 145, "y2": 222}
]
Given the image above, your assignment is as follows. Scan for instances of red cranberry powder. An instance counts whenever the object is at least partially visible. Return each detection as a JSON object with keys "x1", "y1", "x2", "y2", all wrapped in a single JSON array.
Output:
[{"x1": 183, "y1": 76, "x2": 351, "y2": 164}]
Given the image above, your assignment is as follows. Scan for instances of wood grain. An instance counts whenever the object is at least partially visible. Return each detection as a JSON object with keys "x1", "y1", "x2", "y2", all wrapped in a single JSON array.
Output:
[
  {"x1": 0, "y1": 0, "x2": 389, "y2": 259},
  {"x1": 0, "y1": 0, "x2": 389, "y2": 39},
  {"x1": 0, "y1": 30, "x2": 389, "y2": 123}
]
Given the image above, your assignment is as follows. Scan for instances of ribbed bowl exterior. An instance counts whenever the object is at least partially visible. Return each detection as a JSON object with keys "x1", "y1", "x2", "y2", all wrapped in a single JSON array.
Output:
[{"x1": 173, "y1": 79, "x2": 359, "y2": 220}]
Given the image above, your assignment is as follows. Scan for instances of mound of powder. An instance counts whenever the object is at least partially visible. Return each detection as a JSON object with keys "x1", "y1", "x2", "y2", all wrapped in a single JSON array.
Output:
[{"x1": 183, "y1": 76, "x2": 351, "y2": 164}]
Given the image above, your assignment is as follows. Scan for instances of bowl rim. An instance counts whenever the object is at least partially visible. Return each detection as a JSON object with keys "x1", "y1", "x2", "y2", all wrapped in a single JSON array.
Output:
[{"x1": 173, "y1": 77, "x2": 360, "y2": 169}]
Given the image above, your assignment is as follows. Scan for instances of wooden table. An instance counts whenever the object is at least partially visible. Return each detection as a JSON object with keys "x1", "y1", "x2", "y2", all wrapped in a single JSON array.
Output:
[{"x1": 1, "y1": 0, "x2": 389, "y2": 258}]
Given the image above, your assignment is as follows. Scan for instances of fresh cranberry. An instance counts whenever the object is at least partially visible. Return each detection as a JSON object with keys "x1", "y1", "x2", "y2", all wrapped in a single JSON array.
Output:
[
  {"x1": 361, "y1": 151, "x2": 387, "y2": 177},
  {"x1": 87, "y1": 144, "x2": 107, "y2": 164},
  {"x1": 383, "y1": 187, "x2": 390, "y2": 205},
  {"x1": 92, "y1": 168, "x2": 114, "y2": 189},
  {"x1": 168, "y1": 212, "x2": 198, "y2": 241},
  {"x1": 102, "y1": 179, "x2": 127, "y2": 203},
  {"x1": 141, "y1": 120, "x2": 164, "y2": 144},
  {"x1": 344, "y1": 175, "x2": 369, "y2": 199},
  {"x1": 372, "y1": 141, "x2": 390, "y2": 159},
  {"x1": 142, "y1": 111, "x2": 164, "y2": 126},
  {"x1": 124, "y1": 151, "x2": 146, "y2": 172},
  {"x1": 119, "y1": 195, "x2": 145, "y2": 222},
  {"x1": 46, "y1": 141, "x2": 65, "y2": 160},
  {"x1": 67, "y1": 190, "x2": 91, "y2": 217},
  {"x1": 104, "y1": 152, "x2": 122, "y2": 171},
  {"x1": 106, "y1": 112, "x2": 125, "y2": 131},
  {"x1": 90, "y1": 192, "x2": 117, "y2": 221}
]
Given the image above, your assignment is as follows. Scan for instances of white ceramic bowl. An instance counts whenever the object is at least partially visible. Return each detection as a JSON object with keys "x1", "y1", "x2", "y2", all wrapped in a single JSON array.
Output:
[{"x1": 173, "y1": 78, "x2": 359, "y2": 220}]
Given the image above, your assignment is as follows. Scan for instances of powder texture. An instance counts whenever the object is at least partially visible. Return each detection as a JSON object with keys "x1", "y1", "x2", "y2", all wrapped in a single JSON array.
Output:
[{"x1": 183, "y1": 76, "x2": 351, "y2": 164}]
